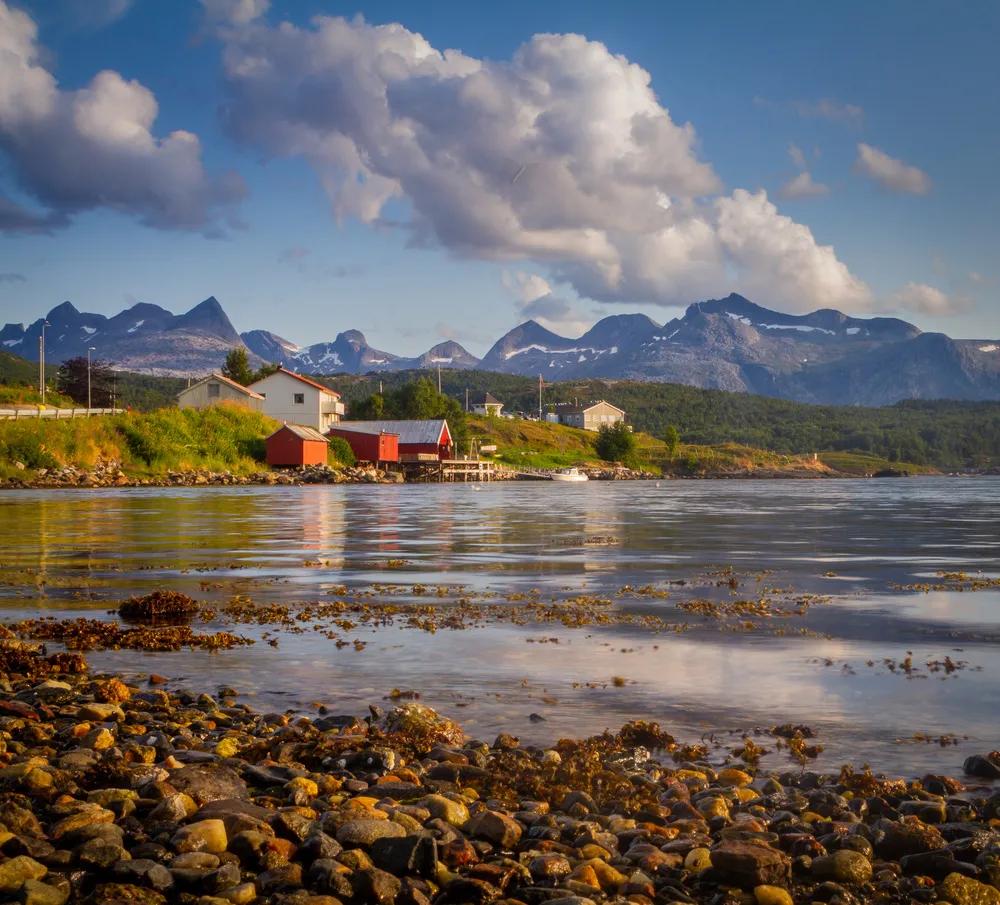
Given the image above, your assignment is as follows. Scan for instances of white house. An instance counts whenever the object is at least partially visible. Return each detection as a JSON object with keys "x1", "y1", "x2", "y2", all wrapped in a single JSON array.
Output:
[
  {"x1": 556, "y1": 400, "x2": 626, "y2": 432},
  {"x1": 177, "y1": 373, "x2": 264, "y2": 411},
  {"x1": 248, "y1": 367, "x2": 345, "y2": 432},
  {"x1": 471, "y1": 392, "x2": 504, "y2": 417}
]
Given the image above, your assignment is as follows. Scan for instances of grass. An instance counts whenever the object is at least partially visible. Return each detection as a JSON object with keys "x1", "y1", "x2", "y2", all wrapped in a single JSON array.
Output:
[
  {"x1": 467, "y1": 414, "x2": 932, "y2": 477},
  {"x1": 468, "y1": 415, "x2": 601, "y2": 469},
  {"x1": 0, "y1": 403, "x2": 283, "y2": 479},
  {"x1": 0, "y1": 385, "x2": 74, "y2": 407},
  {"x1": 816, "y1": 451, "x2": 937, "y2": 476}
]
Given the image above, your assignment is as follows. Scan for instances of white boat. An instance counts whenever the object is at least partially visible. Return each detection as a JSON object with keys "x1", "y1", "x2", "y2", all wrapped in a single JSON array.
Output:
[{"x1": 551, "y1": 467, "x2": 589, "y2": 482}]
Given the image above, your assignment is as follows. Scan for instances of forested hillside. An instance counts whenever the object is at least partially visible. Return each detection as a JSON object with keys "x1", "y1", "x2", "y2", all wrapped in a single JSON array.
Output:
[{"x1": 323, "y1": 371, "x2": 1000, "y2": 469}]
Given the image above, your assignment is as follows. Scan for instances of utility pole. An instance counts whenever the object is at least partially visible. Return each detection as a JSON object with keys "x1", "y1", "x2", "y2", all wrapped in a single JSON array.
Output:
[
  {"x1": 39, "y1": 320, "x2": 49, "y2": 404},
  {"x1": 87, "y1": 346, "x2": 96, "y2": 411},
  {"x1": 538, "y1": 374, "x2": 543, "y2": 420},
  {"x1": 465, "y1": 387, "x2": 469, "y2": 412},
  {"x1": 112, "y1": 371, "x2": 117, "y2": 410},
  {"x1": 437, "y1": 365, "x2": 442, "y2": 393}
]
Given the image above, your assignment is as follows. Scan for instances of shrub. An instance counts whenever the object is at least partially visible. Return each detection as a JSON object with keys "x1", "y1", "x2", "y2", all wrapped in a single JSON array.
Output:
[
  {"x1": 328, "y1": 436, "x2": 356, "y2": 466},
  {"x1": 2, "y1": 430, "x2": 58, "y2": 470},
  {"x1": 595, "y1": 422, "x2": 636, "y2": 462}
]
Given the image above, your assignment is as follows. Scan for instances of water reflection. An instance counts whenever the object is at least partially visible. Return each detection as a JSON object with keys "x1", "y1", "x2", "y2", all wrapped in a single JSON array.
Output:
[{"x1": 1, "y1": 478, "x2": 998, "y2": 776}]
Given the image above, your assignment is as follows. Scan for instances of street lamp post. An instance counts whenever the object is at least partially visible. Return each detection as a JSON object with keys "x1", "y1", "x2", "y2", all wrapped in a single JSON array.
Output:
[
  {"x1": 39, "y1": 320, "x2": 50, "y2": 404},
  {"x1": 87, "y1": 347, "x2": 96, "y2": 412}
]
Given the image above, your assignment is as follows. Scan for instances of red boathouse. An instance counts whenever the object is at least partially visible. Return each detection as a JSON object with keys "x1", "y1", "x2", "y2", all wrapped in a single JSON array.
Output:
[
  {"x1": 265, "y1": 423, "x2": 329, "y2": 467},
  {"x1": 327, "y1": 427, "x2": 400, "y2": 464},
  {"x1": 328, "y1": 419, "x2": 452, "y2": 462}
]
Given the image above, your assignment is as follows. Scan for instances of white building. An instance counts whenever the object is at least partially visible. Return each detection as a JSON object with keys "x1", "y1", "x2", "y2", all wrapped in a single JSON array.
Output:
[
  {"x1": 248, "y1": 367, "x2": 345, "y2": 432},
  {"x1": 177, "y1": 373, "x2": 264, "y2": 411},
  {"x1": 471, "y1": 392, "x2": 504, "y2": 417},
  {"x1": 556, "y1": 400, "x2": 626, "y2": 432}
]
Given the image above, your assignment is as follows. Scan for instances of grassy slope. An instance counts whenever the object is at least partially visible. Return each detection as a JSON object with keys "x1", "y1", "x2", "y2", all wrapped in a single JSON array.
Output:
[
  {"x1": 0, "y1": 385, "x2": 74, "y2": 407},
  {"x1": 0, "y1": 403, "x2": 282, "y2": 479},
  {"x1": 467, "y1": 415, "x2": 932, "y2": 477},
  {"x1": 324, "y1": 369, "x2": 1000, "y2": 469}
]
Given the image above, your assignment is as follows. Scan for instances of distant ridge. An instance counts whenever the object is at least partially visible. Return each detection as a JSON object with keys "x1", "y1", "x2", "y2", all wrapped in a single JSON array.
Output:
[{"x1": 4, "y1": 291, "x2": 999, "y2": 405}]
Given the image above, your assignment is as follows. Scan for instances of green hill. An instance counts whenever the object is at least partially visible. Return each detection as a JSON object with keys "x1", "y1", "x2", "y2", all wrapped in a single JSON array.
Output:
[{"x1": 322, "y1": 370, "x2": 1000, "y2": 470}]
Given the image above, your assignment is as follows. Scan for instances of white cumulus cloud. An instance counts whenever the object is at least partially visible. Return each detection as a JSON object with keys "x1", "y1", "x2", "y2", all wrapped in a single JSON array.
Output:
[
  {"x1": 213, "y1": 14, "x2": 880, "y2": 312},
  {"x1": 889, "y1": 282, "x2": 969, "y2": 315},
  {"x1": 201, "y1": 0, "x2": 270, "y2": 25},
  {"x1": 0, "y1": 1, "x2": 245, "y2": 233},
  {"x1": 779, "y1": 171, "x2": 829, "y2": 200},
  {"x1": 855, "y1": 143, "x2": 931, "y2": 195},
  {"x1": 502, "y1": 270, "x2": 592, "y2": 334}
]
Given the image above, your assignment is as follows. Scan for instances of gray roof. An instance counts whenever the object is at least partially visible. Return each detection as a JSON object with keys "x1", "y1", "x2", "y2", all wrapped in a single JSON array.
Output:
[
  {"x1": 332, "y1": 419, "x2": 448, "y2": 445},
  {"x1": 559, "y1": 399, "x2": 625, "y2": 415},
  {"x1": 271, "y1": 423, "x2": 329, "y2": 443},
  {"x1": 475, "y1": 393, "x2": 502, "y2": 406}
]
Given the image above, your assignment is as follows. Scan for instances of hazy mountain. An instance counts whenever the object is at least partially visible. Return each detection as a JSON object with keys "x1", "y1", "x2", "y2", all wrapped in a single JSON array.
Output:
[
  {"x1": 5, "y1": 292, "x2": 999, "y2": 404},
  {"x1": 2, "y1": 297, "x2": 251, "y2": 377},
  {"x1": 241, "y1": 329, "x2": 300, "y2": 362}
]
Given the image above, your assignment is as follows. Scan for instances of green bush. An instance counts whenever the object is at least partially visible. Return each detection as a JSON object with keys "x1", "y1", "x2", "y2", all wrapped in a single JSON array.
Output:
[
  {"x1": 595, "y1": 422, "x2": 636, "y2": 462},
  {"x1": 328, "y1": 436, "x2": 356, "y2": 466},
  {"x1": 2, "y1": 430, "x2": 58, "y2": 470}
]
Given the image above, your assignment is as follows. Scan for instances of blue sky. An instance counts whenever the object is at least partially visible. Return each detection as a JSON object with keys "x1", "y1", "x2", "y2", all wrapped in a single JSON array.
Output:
[{"x1": 0, "y1": 0, "x2": 996, "y2": 355}]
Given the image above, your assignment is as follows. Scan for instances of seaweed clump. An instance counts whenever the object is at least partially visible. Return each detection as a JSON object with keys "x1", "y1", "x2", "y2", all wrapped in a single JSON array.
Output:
[{"x1": 118, "y1": 590, "x2": 200, "y2": 622}]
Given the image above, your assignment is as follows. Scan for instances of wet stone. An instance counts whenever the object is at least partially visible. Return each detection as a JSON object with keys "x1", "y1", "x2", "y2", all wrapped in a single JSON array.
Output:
[
  {"x1": 335, "y1": 819, "x2": 405, "y2": 847},
  {"x1": 0, "y1": 855, "x2": 47, "y2": 894},
  {"x1": 710, "y1": 841, "x2": 792, "y2": 889},
  {"x1": 811, "y1": 850, "x2": 873, "y2": 885},
  {"x1": 170, "y1": 764, "x2": 248, "y2": 805}
]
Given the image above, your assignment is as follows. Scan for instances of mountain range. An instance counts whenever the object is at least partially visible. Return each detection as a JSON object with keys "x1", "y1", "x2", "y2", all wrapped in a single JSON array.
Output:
[{"x1": 3, "y1": 294, "x2": 998, "y2": 406}]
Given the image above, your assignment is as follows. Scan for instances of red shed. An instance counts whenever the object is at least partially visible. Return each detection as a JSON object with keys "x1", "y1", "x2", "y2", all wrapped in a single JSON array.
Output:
[
  {"x1": 265, "y1": 423, "x2": 329, "y2": 467},
  {"x1": 330, "y1": 420, "x2": 452, "y2": 461},
  {"x1": 327, "y1": 427, "x2": 400, "y2": 464}
]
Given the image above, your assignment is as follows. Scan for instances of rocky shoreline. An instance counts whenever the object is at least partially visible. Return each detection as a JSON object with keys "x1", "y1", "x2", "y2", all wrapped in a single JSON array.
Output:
[
  {"x1": 0, "y1": 461, "x2": 658, "y2": 490},
  {"x1": 0, "y1": 637, "x2": 998, "y2": 905}
]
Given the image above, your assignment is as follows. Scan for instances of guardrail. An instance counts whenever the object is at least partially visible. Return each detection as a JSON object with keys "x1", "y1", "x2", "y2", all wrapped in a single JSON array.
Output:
[{"x1": 0, "y1": 407, "x2": 123, "y2": 421}]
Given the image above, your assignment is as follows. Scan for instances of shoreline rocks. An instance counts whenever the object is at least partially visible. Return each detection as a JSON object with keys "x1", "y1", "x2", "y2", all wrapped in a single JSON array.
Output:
[{"x1": 0, "y1": 648, "x2": 997, "y2": 904}]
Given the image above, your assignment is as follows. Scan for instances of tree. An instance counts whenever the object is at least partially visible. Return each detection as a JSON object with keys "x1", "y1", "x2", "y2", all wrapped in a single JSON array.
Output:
[
  {"x1": 221, "y1": 347, "x2": 254, "y2": 386},
  {"x1": 351, "y1": 393, "x2": 385, "y2": 420},
  {"x1": 385, "y1": 378, "x2": 468, "y2": 449},
  {"x1": 254, "y1": 362, "x2": 280, "y2": 382},
  {"x1": 664, "y1": 424, "x2": 681, "y2": 457},
  {"x1": 595, "y1": 422, "x2": 636, "y2": 462},
  {"x1": 55, "y1": 356, "x2": 114, "y2": 407}
]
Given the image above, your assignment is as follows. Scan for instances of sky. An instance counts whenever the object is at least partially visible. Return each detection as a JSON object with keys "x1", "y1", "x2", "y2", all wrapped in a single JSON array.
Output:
[{"x1": 0, "y1": 0, "x2": 997, "y2": 356}]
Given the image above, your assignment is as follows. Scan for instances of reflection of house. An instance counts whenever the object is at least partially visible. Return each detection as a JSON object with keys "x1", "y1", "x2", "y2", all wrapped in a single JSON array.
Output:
[
  {"x1": 249, "y1": 367, "x2": 345, "y2": 433},
  {"x1": 331, "y1": 420, "x2": 452, "y2": 461},
  {"x1": 556, "y1": 400, "x2": 626, "y2": 432},
  {"x1": 177, "y1": 373, "x2": 263, "y2": 411},
  {"x1": 265, "y1": 423, "x2": 329, "y2": 467},
  {"x1": 471, "y1": 393, "x2": 503, "y2": 417},
  {"x1": 327, "y1": 426, "x2": 400, "y2": 465}
]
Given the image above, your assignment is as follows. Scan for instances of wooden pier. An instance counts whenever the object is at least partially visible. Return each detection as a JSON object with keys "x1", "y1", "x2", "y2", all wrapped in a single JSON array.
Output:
[{"x1": 402, "y1": 458, "x2": 506, "y2": 482}]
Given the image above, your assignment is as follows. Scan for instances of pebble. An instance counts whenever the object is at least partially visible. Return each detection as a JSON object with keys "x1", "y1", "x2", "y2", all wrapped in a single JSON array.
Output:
[{"x1": 0, "y1": 656, "x2": 994, "y2": 905}]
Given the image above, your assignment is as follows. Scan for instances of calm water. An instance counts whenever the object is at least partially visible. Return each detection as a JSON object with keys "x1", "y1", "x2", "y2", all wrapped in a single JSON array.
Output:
[{"x1": 1, "y1": 478, "x2": 998, "y2": 777}]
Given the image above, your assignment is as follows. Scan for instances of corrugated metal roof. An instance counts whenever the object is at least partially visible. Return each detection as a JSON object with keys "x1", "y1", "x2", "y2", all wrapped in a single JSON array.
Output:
[
  {"x1": 332, "y1": 419, "x2": 448, "y2": 445},
  {"x1": 270, "y1": 424, "x2": 329, "y2": 443}
]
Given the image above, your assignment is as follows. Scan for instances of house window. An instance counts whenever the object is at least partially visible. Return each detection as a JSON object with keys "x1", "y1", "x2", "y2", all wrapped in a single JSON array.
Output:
[
  {"x1": 294, "y1": 393, "x2": 304, "y2": 404},
  {"x1": 207, "y1": 383, "x2": 220, "y2": 398}
]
